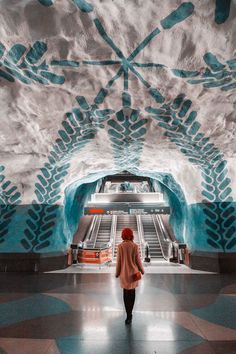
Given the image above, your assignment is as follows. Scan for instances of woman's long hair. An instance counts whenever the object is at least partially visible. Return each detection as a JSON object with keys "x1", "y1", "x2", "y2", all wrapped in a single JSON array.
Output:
[{"x1": 121, "y1": 228, "x2": 134, "y2": 241}]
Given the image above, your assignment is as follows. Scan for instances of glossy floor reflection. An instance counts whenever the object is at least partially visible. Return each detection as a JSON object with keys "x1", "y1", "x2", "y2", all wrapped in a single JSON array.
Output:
[{"x1": 0, "y1": 272, "x2": 236, "y2": 353}]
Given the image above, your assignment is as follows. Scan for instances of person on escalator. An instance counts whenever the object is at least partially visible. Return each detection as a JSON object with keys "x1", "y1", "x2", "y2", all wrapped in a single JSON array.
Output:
[{"x1": 115, "y1": 227, "x2": 145, "y2": 325}]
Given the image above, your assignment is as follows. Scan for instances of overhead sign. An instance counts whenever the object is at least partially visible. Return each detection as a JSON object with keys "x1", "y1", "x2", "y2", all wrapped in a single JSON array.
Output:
[{"x1": 84, "y1": 202, "x2": 170, "y2": 215}]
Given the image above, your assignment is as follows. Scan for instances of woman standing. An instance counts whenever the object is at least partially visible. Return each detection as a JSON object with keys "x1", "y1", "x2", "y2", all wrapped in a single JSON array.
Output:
[{"x1": 115, "y1": 227, "x2": 145, "y2": 324}]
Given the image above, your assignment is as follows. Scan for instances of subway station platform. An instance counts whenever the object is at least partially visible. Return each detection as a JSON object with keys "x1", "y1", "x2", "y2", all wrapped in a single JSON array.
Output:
[
  {"x1": 0, "y1": 268, "x2": 236, "y2": 354},
  {"x1": 48, "y1": 261, "x2": 215, "y2": 274}
]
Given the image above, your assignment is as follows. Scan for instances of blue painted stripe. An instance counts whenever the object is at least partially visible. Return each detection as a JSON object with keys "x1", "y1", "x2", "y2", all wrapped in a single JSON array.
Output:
[
  {"x1": 106, "y1": 67, "x2": 123, "y2": 88},
  {"x1": 122, "y1": 91, "x2": 131, "y2": 107},
  {"x1": 129, "y1": 65, "x2": 151, "y2": 88},
  {"x1": 221, "y1": 82, "x2": 236, "y2": 91},
  {"x1": 40, "y1": 71, "x2": 65, "y2": 84},
  {"x1": 161, "y1": 2, "x2": 194, "y2": 29},
  {"x1": 76, "y1": 96, "x2": 90, "y2": 110},
  {"x1": 51, "y1": 60, "x2": 80, "y2": 67},
  {"x1": 5, "y1": 44, "x2": 27, "y2": 64},
  {"x1": 5, "y1": 66, "x2": 31, "y2": 84},
  {"x1": 227, "y1": 59, "x2": 236, "y2": 70},
  {"x1": 37, "y1": 0, "x2": 54, "y2": 6},
  {"x1": 127, "y1": 27, "x2": 161, "y2": 62},
  {"x1": 203, "y1": 78, "x2": 232, "y2": 88},
  {"x1": 72, "y1": 0, "x2": 94, "y2": 13},
  {"x1": 172, "y1": 69, "x2": 199, "y2": 78},
  {"x1": 203, "y1": 53, "x2": 225, "y2": 72},
  {"x1": 171, "y1": 94, "x2": 185, "y2": 109},
  {"x1": 0, "y1": 42, "x2": 5, "y2": 58},
  {"x1": 82, "y1": 60, "x2": 121, "y2": 65},
  {"x1": 133, "y1": 62, "x2": 166, "y2": 68},
  {"x1": 187, "y1": 78, "x2": 215, "y2": 85},
  {"x1": 0, "y1": 69, "x2": 14, "y2": 82},
  {"x1": 94, "y1": 88, "x2": 108, "y2": 104},
  {"x1": 215, "y1": 0, "x2": 231, "y2": 24},
  {"x1": 124, "y1": 68, "x2": 128, "y2": 91},
  {"x1": 24, "y1": 70, "x2": 48, "y2": 84},
  {"x1": 94, "y1": 19, "x2": 125, "y2": 60},
  {"x1": 26, "y1": 41, "x2": 47, "y2": 64},
  {"x1": 149, "y1": 88, "x2": 165, "y2": 103}
]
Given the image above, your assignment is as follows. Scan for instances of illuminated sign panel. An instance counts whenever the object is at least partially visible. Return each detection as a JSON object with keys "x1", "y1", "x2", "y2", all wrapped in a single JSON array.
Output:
[
  {"x1": 84, "y1": 203, "x2": 170, "y2": 215},
  {"x1": 88, "y1": 208, "x2": 105, "y2": 214}
]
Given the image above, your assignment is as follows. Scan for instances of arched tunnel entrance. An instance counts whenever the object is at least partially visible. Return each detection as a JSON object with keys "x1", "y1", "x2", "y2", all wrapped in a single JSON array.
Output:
[{"x1": 63, "y1": 170, "x2": 189, "y2": 271}]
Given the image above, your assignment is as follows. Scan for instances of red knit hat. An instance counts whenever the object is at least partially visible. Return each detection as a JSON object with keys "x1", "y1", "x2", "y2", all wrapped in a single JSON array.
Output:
[{"x1": 121, "y1": 228, "x2": 134, "y2": 241}]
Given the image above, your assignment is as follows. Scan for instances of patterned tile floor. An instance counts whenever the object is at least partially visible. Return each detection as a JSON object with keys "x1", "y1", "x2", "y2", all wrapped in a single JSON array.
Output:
[{"x1": 0, "y1": 267, "x2": 236, "y2": 354}]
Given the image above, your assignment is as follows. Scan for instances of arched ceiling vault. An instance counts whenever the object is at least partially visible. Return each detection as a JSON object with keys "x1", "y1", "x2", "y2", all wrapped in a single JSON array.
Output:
[{"x1": 0, "y1": 0, "x2": 236, "y2": 206}]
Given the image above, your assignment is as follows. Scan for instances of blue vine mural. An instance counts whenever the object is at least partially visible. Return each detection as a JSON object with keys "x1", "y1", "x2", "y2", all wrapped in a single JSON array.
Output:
[
  {"x1": 36, "y1": 0, "x2": 232, "y2": 24},
  {"x1": 36, "y1": 0, "x2": 94, "y2": 12},
  {"x1": 215, "y1": 0, "x2": 232, "y2": 24},
  {"x1": 0, "y1": 41, "x2": 80, "y2": 85},
  {"x1": 107, "y1": 92, "x2": 148, "y2": 169},
  {"x1": 0, "y1": 165, "x2": 21, "y2": 245},
  {"x1": 146, "y1": 95, "x2": 236, "y2": 251},
  {"x1": 172, "y1": 52, "x2": 236, "y2": 91},
  {"x1": 21, "y1": 98, "x2": 113, "y2": 251}
]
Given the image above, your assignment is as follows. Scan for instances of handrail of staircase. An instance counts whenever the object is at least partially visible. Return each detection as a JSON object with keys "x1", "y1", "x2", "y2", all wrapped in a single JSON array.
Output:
[
  {"x1": 83, "y1": 215, "x2": 98, "y2": 245},
  {"x1": 157, "y1": 215, "x2": 179, "y2": 261},
  {"x1": 152, "y1": 214, "x2": 173, "y2": 261},
  {"x1": 136, "y1": 215, "x2": 146, "y2": 259},
  {"x1": 157, "y1": 214, "x2": 174, "y2": 244},
  {"x1": 83, "y1": 215, "x2": 101, "y2": 248},
  {"x1": 92, "y1": 215, "x2": 103, "y2": 248},
  {"x1": 111, "y1": 215, "x2": 117, "y2": 259}
]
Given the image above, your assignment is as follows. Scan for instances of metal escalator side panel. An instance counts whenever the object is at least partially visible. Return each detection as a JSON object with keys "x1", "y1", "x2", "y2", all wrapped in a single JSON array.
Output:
[
  {"x1": 151, "y1": 214, "x2": 164, "y2": 259},
  {"x1": 111, "y1": 215, "x2": 117, "y2": 260},
  {"x1": 83, "y1": 215, "x2": 98, "y2": 248},
  {"x1": 158, "y1": 215, "x2": 176, "y2": 242},
  {"x1": 95, "y1": 215, "x2": 113, "y2": 248},
  {"x1": 136, "y1": 215, "x2": 144, "y2": 259},
  {"x1": 152, "y1": 214, "x2": 172, "y2": 260},
  {"x1": 92, "y1": 215, "x2": 102, "y2": 248},
  {"x1": 141, "y1": 214, "x2": 164, "y2": 260}
]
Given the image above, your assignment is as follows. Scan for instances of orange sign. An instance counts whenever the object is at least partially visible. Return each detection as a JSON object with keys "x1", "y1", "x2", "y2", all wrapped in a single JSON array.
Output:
[
  {"x1": 88, "y1": 208, "x2": 105, "y2": 214},
  {"x1": 78, "y1": 248, "x2": 112, "y2": 265}
]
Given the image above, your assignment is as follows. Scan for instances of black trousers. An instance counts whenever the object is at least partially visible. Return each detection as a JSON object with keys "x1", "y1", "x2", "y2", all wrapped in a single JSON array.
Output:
[{"x1": 123, "y1": 289, "x2": 135, "y2": 318}]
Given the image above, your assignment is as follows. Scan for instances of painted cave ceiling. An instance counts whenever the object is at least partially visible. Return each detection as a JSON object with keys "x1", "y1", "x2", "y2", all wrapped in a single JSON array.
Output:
[{"x1": 0, "y1": 0, "x2": 236, "y2": 204}]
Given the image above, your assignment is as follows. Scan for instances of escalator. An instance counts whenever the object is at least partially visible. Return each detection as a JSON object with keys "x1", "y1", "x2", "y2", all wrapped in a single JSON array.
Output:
[
  {"x1": 85, "y1": 213, "x2": 172, "y2": 262},
  {"x1": 141, "y1": 215, "x2": 164, "y2": 259},
  {"x1": 94, "y1": 215, "x2": 113, "y2": 247},
  {"x1": 113, "y1": 215, "x2": 140, "y2": 260}
]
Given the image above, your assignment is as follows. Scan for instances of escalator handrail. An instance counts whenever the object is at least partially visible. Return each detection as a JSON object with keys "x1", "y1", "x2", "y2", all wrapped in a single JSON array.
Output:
[
  {"x1": 136, "y1": 215, "x2": 145, "y2": 259},
  {"x1": 152, "y1": 214, "x2": 170, "y2": 261},
  {"x1": 156, "y1": 215, "x2": 172, "y2": 242},
  {"x1": 110, "y1": 215, "x2": 117, "y2": 259},
  {"x1": 157, "y1": 215, "x2": 179, "y2": 260},
  {"x1": 91, "y1": 215, "x2": 102, "y2": 248},
  {"x1": 84, "y1": 215, "x2": 98, "y2": 243}
]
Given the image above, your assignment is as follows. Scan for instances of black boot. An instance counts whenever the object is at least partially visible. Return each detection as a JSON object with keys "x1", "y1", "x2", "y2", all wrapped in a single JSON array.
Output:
[
  {"x1": 123, "y1": 289, "x2": 135, "y2": 325},
  {"x1": 125, "y1": 314, "x2": 132, "y2": 325}
]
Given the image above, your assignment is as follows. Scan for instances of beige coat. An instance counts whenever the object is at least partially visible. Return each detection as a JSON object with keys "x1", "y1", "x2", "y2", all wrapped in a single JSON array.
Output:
[{"x1": 115, "y1": 240, "x2": 145, "y2": 289}]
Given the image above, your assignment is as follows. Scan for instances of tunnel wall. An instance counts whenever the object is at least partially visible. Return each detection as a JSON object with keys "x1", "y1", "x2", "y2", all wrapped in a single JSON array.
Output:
[
  {"x1": 150, "y1": 177, "x2": 185, "y2": 244},
  {"x1": 0, "y1": 170, "x2": 116, "y2": 254},
  {"x1": 0, "y1": 183, "x2": 100, "y2": 254},
  {"x1": 149, "y1": 174, "x2": 236, "y2": 253},
  {"x1": 63, "y1": 179, "x2": 99, "y2": 243},
  {"x1": 1, "y1": 169, "x2": 236, "y2": 254}
]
